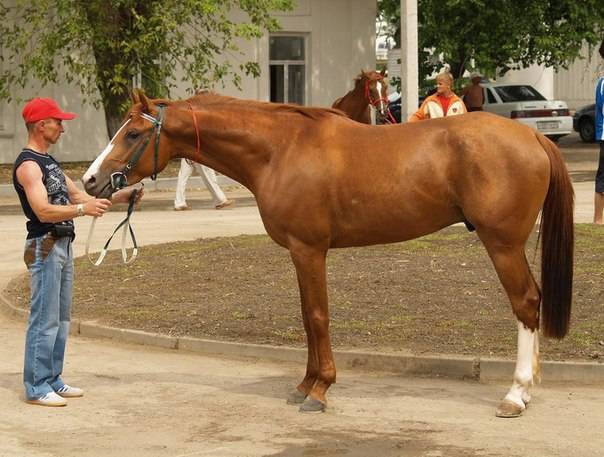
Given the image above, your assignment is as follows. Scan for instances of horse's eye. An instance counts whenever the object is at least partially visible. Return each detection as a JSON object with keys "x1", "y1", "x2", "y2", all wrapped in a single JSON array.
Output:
[{"x1": 126, "y1": 130, "x2": 140, "y2": 140}]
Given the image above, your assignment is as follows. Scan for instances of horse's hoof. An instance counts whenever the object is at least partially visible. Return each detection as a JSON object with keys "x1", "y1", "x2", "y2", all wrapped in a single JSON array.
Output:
[
  {"x1": 495, "y1": 399, "x2": 525, "y2": 418},
  {"x1": 299, "y1": 396, "x2": 326, "y2": 413},
  {"x1": 286, "y1": 389, "x2": 307, "y2": 405}
]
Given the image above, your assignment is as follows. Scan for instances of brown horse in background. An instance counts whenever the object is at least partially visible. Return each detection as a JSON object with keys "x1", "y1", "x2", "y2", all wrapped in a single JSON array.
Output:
[
  {"x1": 82, "y1": 90, "x2": 573, "y2": 418},
  {"x1": 332, "y1": 69, "x2": 394, "y2": 124}
]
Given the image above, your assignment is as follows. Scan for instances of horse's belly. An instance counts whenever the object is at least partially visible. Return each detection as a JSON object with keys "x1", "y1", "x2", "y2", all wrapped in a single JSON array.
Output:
[{"x1": 328, "y1": 209, "x2": 462, "y2": 248}]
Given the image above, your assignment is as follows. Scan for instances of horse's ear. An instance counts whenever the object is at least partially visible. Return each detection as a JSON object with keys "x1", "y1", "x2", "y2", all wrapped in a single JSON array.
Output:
[
  {"x1": 380, "y1": 68, "x2": 386, "y2": 77},
  {"x1": 131, "y1": 90, "x2": 140, "y2": 104},
  {"x1": 138, "y1": 90, "x2": 151, "y2": 113}
]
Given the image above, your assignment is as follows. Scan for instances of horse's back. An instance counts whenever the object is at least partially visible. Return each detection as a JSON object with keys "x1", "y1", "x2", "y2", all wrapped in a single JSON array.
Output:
[
  {"x1": 386, "y1": 112, "x2": 552, "y2": 237},
  {"x1": 256, "y1": 110, "x2": 554, "y2": 248},
  {"x1": 316, "y1": 112, "x2": 552, "y2": 245},
  {"x1": 331, "y1": 97, "x2": 343, "y2": 108}
]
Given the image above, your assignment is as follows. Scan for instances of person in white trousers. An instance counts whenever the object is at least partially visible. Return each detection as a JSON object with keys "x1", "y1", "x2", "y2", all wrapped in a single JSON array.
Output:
[{"x1": 174, "y1": 159, "x2": 234, "y2": 210}]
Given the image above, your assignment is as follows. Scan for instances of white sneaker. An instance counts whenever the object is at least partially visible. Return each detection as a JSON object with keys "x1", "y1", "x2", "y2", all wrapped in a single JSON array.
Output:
[
  {"x1": 215, "y1": 199, "x2": 234, "y2": 210},
  {"x1": 56, "y1": 384, "x2": 84, "y2": 398},
  {"x1": 26, "y1": 391, "x2": 67, "y2": 407}
]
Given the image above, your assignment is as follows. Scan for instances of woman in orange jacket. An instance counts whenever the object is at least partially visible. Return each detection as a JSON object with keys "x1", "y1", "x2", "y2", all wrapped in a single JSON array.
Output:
[{"x1": 409, "y1": 72, "x2": 466, "y2": 122}]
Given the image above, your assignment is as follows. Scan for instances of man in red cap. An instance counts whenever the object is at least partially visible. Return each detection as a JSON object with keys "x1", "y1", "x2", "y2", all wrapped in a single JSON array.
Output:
[{"x1": 13, "y1": 97, "x2": 140, "y2": 406}]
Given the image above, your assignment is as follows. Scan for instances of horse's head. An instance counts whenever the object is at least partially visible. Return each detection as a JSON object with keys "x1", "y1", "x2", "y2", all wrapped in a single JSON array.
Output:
[
  {"x1": 359, "y1": 69, "x2": 390, "y2": 123},
  {"x1": 82, "y1": 90, "x2": 172, "y2": 198}
]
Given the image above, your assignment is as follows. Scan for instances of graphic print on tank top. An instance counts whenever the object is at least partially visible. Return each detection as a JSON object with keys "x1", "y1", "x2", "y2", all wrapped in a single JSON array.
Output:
[{"x1": 45, "y1": 160, "x2": 70, "y2": 207}]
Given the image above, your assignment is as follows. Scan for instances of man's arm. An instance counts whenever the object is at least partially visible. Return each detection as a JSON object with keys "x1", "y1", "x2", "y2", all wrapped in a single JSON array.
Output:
[
  {"x1": 110, "y1": 186, "x2": 144, "y2": 205},
  {"x1": 65, "y1": 174, "x2": 142, "y2": 205},
  {"x1": 408, "y1": 99, "x2": 429, "y2": 122},
  {"x1": 16, "y1": 161, "x2": 111, "y2": 222},
  {"x1": 65, "y1": 174, "x2": 93, "y2": 205}
]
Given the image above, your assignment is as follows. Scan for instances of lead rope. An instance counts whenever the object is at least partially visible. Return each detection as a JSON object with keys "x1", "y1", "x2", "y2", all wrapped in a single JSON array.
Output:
[{"x1": 85, "y1": 187, "x2": 141, "y2": 266}]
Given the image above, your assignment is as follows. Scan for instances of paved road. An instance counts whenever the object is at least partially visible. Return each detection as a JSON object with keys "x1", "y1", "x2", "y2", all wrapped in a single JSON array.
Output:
[
  {"x1": 1, "y1": 136, "x2": 604, "y2": 457},
  {"x1": 2, "y1": 312, "x2": 604, "y2": 457}
]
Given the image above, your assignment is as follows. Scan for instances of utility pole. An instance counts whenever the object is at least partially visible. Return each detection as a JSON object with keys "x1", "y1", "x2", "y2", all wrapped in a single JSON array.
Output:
[{"x1": 400, "y1": 0, "x2": 418, "y2": 121}]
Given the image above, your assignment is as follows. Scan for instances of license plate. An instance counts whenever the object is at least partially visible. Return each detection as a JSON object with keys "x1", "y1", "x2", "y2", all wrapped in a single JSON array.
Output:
[{"x1": 537, "y1": 121, "x2": 559, "y2": 130}]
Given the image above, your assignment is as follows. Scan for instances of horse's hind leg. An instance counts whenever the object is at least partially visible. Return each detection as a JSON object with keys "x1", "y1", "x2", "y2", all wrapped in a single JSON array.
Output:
[
  {"x1": 481, "y1": 240, "x2": 541, "y2": 418},
  {"x1": 288, "y1": 243, "x2": 335, "y2": 413}
]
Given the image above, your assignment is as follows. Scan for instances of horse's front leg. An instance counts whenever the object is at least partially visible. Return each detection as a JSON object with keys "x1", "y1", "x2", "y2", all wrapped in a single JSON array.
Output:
[
  {"x1": 496, "y1": 321, "x2": 539, "y2": 417},
  {"x1": 287, "y1": 243, "x2": 335, "y2": 413},
  {"x1": 286, "y1": 273, "x2": 319, "y2": 405}
]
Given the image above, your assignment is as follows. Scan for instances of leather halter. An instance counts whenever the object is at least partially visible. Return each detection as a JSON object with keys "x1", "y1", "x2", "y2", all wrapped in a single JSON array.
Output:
[{"x1": 364, "y1": 77, "x2": 397, "y2": 124}]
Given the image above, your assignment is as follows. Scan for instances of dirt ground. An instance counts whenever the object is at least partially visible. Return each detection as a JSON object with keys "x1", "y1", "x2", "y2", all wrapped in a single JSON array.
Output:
[{"x1": 5, "y1": 224, "x2": 604, "y2": 361}]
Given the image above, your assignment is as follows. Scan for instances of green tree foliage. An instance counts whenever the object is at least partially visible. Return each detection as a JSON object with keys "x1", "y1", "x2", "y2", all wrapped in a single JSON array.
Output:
[
  {"x1": 0, "y1": 0, "x2": 292, "y2": 136},
  {"x1": 378, "y1": 0, "x2": 604, "y2": 83}
]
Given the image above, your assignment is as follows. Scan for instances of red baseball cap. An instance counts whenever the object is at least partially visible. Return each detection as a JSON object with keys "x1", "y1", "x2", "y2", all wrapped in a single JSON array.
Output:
[{"x1": 22, "y1": 97, "x2": 77, "y2": 123}]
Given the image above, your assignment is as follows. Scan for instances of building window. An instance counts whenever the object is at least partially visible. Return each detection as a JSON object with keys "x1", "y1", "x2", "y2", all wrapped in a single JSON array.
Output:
[{"x1": 269, "y1": 35, "x2": 307, "y2": 105}]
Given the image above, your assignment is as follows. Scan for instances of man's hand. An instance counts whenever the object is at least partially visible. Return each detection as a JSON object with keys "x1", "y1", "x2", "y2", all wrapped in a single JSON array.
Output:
[
  {"x1": 83, "y1": 198, "x2": 111, "y2": 217},
  {"x1": 111, "y1": 186, "x2": 144, "y2": 205}
]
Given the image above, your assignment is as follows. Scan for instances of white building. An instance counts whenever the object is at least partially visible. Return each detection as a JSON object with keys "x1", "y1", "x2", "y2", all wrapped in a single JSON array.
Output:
[
  {"x1": 0, "y1": 0, "x2": 376, "y2": 164},
  {"x1": 495, "y1": 44, "x2": 603, "y2": 109}
]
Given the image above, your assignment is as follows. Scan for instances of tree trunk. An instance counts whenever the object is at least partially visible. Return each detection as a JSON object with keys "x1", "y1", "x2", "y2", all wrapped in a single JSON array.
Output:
[
  {"x1": 103, "y1": 96, "x2": 126, "y2": 139},
  {"x1": 81, "y1": 2, "x2": 133, "y2": 139}
]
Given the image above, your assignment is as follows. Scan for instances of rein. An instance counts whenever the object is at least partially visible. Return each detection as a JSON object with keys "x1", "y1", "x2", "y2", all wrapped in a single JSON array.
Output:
[{"x1": 85, "y1": 187, "x2": 141, "y2": 266}]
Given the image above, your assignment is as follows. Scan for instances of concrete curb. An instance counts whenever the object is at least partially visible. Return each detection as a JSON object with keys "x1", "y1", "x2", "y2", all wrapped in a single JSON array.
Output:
[{"x1": 3, "y1": 290, "x2": 603, "y2": 384}]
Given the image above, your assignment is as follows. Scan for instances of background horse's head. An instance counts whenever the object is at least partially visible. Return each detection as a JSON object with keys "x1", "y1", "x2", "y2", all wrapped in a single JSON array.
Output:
[
  {"x1": 356, "y1": 69, "x2": 389, "y2": 123},
  {"x1": 82, "y1": 90, "x2": 173, "y2": 198}
]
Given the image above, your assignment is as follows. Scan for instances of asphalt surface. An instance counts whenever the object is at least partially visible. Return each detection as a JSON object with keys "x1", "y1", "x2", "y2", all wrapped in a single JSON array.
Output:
[{"x1": 1, "y1": 133, "x2": 604, "y2": 457}]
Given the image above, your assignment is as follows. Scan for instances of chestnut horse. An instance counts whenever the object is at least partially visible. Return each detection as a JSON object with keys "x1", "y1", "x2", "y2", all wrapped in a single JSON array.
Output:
[
  {"x1": 82, "y1": 90, "x2": 573, "y2": 418},
  {"x1": 332, "y1": 69, "x2": 394, "y2": 124}
]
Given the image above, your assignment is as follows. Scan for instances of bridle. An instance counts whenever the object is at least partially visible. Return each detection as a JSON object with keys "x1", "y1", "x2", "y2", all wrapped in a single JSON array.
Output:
[
  {"x1": 88, "y1": 104, "x2": 166, "y2": 266},
  {"x1": 110, "y1": 104, "x2": 166, "y2": 192},
  {"x1": 88, "y1": 102, "x2": 204, "y2": 266},
  {"x1": 363, "y1": 76, "x2": 397, "y2": 124}
]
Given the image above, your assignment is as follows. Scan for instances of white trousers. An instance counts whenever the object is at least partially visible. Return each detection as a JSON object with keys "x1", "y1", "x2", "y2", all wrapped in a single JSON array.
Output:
[{"x1": 174, "y1": 159, "x2": 227, "y2": 208}]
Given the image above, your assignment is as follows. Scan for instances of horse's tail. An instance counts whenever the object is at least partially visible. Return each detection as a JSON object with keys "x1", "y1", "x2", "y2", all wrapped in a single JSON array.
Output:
[{"x1": 536, "y1": 133, "x2": 574, "y2": 339}]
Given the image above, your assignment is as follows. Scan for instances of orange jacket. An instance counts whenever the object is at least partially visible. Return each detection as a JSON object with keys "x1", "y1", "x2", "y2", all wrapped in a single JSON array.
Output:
[{"x1": 408, "y1": 93, "x2": 466, "y2": 122}]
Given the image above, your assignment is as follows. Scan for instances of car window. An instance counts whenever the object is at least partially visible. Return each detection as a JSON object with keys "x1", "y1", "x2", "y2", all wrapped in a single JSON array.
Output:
[
  {"x1": 486, "y1": 88, "x2": 497, "y2": 104},
  {"x1": 493, "y1": 85, "x2": 546, "y2": 102}
]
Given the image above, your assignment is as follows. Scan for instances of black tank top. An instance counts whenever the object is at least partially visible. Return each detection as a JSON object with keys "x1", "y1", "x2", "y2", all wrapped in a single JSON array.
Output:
[{"x1": 13, "y1": 149, "x2": 74, "y2": 239}]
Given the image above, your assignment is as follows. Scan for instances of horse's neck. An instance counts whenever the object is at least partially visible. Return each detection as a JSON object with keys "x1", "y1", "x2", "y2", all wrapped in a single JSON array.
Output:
[
  {"x1": 174, "y1": 110, "x2": 272, "y2": 194},
  {"x1": 337, "y1": 81, "x2": 370, "y2": 123}
]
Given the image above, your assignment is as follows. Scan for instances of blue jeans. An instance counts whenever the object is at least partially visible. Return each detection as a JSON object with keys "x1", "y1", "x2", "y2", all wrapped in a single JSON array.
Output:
[{"x1": 23, "y1": 234, "x2": 73, "y2": 400}]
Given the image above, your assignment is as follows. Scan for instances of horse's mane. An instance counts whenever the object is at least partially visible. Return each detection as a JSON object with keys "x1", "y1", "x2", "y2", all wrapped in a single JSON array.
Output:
[{"x1": 183, "y1": 90, "x2": 346, "y2": 121}]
